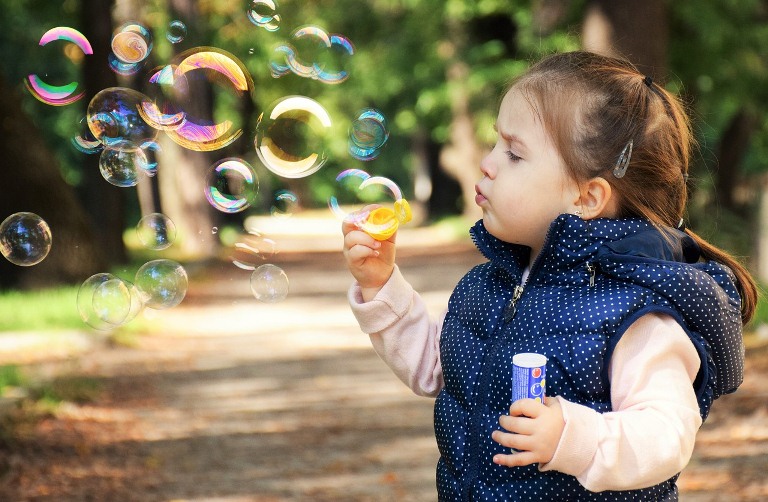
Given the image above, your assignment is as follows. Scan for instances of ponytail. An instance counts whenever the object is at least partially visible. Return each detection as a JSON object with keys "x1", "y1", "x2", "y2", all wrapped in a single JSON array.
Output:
[{"x1": 685, "y1": 228, "x2": 758, "y2": 324}]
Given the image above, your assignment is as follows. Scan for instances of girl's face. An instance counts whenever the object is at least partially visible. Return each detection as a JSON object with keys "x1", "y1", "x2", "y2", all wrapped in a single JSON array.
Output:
[{"x1": 475, "y1": 88, "x2": 580, "y2": 260}]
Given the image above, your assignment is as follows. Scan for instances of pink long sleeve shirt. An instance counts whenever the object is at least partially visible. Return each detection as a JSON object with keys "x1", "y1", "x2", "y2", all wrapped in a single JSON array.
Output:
[{"x1": 349, "y1": 265, "x2": 703, "y2": 492}]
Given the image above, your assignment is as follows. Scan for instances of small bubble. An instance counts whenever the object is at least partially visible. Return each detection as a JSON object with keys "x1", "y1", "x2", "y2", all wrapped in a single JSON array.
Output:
[
  {"x1": 166, "y1": 20, "x2": 187, "y2": 44},
  {"x1": 134, "y1": 259, "x2": 188, "y2": 309},
  {"x1": 0, "y1": 212, "x2": 52, "y2": 267},
  {"x1": 136, "y1": 213, "x2": 176, "y2": 250},
  {"x1": 250, "y1": 264, "x2": 289, "y2": 302}
]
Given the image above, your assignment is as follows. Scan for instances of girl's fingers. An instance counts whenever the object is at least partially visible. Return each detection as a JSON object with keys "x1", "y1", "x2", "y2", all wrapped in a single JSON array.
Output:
[
  {"x1": 498, "y1": 414, "x2": 536, "y2": 436},
  {"x1": 493, "y1": 451, "x2": 537, "y2": 468}
]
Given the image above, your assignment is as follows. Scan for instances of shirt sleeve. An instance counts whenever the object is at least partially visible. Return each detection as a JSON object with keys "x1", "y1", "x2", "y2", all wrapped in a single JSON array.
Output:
[
  {"x1": 540, "y1": 312, "x2": 703, "y2": 492},
  {"x1": 348, "y1": 265, "x2": 445, "y2": 397}
]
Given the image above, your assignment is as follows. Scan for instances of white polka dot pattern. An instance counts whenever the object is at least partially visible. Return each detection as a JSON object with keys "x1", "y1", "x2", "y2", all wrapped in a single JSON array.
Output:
[{"x1": 433, "y1": 214, "x2": 744, "y2": 500}]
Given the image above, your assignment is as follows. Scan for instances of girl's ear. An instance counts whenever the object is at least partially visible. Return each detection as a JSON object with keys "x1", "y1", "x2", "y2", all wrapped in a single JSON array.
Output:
[{"x1": 575, "y1": 177, "x2": 617, "y2": 219}]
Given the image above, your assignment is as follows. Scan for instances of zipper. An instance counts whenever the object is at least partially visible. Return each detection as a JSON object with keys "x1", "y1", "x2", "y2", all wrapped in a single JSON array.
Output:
[
  {"x1": 503, "y1": 285, "x2": 524, "y2": 321},
  {"x1": 586, "y1": 262, "x2": 597, "y2": 287}
]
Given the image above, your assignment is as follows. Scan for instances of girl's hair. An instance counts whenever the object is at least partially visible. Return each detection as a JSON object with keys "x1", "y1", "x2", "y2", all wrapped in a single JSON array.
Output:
[{"x1": 511, "y1": 50, "x2": 757, "y2": 324}]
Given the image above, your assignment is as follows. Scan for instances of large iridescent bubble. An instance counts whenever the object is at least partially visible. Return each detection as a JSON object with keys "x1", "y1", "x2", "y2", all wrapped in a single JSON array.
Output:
[
  {"x1": 24, "y1": 27, "x2": 93, "y2": 106},
  {"x1": 254, "y1": 95, "x2": 332, "y2": 178},
  {"x1": 87, "y1": 87, "x2": 159, "y2": 152},
  {"x1": 156, "y1": 47, "x2": 254, "y2": 152}
]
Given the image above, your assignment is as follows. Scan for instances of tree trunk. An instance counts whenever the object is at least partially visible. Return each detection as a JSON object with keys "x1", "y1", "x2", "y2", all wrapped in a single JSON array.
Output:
[
  {"x1": 79, "y1": 0, "x2": 128, "y2": 265},
  {"x1": 0, "y1": 76, "x2": 104, "y2": 289},
  {"x1": 439, "y1": 62, "x2": 484, "y2": 222},
  {"x1": 713, "y1": 108, "x2": 759, "y2": 213},
  {"x1": 158, "y1": 0, "x2": 219, "y2": 259},
  {"x1": 582, "y1": 0, "x2": 668, "y2": 81}
]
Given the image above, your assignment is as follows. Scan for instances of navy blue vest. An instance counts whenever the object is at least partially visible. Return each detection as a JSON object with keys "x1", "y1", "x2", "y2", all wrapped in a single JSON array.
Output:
[{"x1": 435, "y1": 215, "x2": 743, "y2": 501}]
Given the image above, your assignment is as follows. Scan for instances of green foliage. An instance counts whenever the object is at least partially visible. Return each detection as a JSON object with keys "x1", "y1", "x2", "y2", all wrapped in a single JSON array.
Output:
[
  {"x1": 0, "y1": 365, "x2": 25, "y2": 395},
  {"x1": 0, "y1": 287, "x2": 82, "y2": 331}
]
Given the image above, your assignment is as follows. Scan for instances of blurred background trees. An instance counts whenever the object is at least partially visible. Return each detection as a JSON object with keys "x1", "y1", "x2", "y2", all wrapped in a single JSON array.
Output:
[{"x1": 0, "y1": 0, "x2": 766, "y2": 289}]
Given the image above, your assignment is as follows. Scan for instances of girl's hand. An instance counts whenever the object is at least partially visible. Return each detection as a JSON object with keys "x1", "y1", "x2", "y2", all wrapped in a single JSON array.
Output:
[
  {"x1": 342, "y1": 206, "x2": 396, "y2": 301},
  {"x1": 491, "y1": 397, "x2": 565, "y2": 467}
]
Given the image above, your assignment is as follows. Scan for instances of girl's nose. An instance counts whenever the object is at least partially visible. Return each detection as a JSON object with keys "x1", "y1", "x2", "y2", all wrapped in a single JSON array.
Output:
[{"x1": 479, "y1": 153, "x2": 495, "y2": 178}]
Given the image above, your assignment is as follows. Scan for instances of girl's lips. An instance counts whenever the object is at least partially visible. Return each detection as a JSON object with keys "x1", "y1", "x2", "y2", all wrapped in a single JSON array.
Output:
[{"x1": 475, "y1": 186, "x2": 487, "y2": 206}]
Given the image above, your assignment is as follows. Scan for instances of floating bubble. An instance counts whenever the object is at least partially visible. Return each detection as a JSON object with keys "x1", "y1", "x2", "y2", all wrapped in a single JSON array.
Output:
[
  {"x1": 230, "y1": 229, "x2": 277, "y2": 270},
  {"x1": 162, "y1": 47, "x2": 253, "y2": 151},
  {"x1": 270, "y1": 26, "x2": 354, "y2": 84},
  {"x1": 107, "y1": 52, "x2": 144, "y2": 76},
  {"x1": 250, "y1": 264, "x2": 289, "y2": 302},
  {"x1": 71, "y1": 116, "x2": 104, "y2": 154},
  {"x1": 270, "y1": 190, "x2": 299, "y2": 217},
  {"x1": 247, "y1": 0, "x2": 281, "y2": 31},
  {"x1": 134, "y1": 259, "x2": 188, "y2": 309},
  {"x1": 136, "y1": 140, "x2": 161, "y2": 176},
  {"x1": 111, "y1": 22, "x2": 153, "y2": 64},
  {"x1": 24, "y1": 27, "x2": 92, "y2": 106},
  {"x1": 348, "y1": 108, "x2": 389, "y2": 160},
  {"x1": 204, "y1": 158, "x2": 259, "y2": 213},
  {"x1": 254, "y1": 95, "x2": 332, "y2": 178},
  {"x1": 92, "y1": 277, "x2": 132, "y2": 325},
  {"x1": 99, "y1": 148, "x2": 145, "y2": 187},
  {"x1": 136, "y1": 213, "x2": 176, "y2": 250},
  {"x1": 77, "y1": 274, "x2": 142, "y2": 330},
  {"x1": 167, "y1": 20, "x2": 187, "y2": 43},
  {"x1": 78, "y1": 273, "x2": 122, "y2": 330},
  {"x1": 0, "y1": 212, "x2": 52, "y2": 267},
  {"x1": 87, "y1": 87, "x2": 159, "y2": 152}
]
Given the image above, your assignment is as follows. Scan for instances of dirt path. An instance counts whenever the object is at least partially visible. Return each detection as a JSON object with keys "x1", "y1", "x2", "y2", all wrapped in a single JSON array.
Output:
[{"x1": 1, "y1": 241, "x2": 767, "y2": 501}]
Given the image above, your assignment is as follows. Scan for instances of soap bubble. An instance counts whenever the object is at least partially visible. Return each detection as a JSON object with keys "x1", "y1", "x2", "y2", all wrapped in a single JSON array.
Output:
[
  {"x1": 270, "y1": 190, "x2": 299, "y2": 217},
  {"x1": 204, "y1": 158, "x2": 260, "y2": 213},
  {"x1": 0, "y1": 212, "x2": 52, "y2": 267},
  {"x1": 254, "y1": 95, "x2": 332, "y2": 178},
  {"x1": 98, "y1": 148, "x2": 145, "y2": 187},
  {"x1": 230, "y1": 229, "x2": 277, "y2": 270},
  {"x1": 134, "y1": 259, "x2": 188, "y2": 309},
  {"x1": 348, "y1": 108, "x2": 389, "y2": 161},
  {"x1": 78, "y1": 274, "x2": 142, "y2": 330},
  {"x1": 136, "y1": 140, "x2": 161, "y2": 176},
  {"x1": 163, "y1": 47, "x2": 253, "y2": 151},
  {"x1": 136, "y1": 213, "x2": 176, "y2": 250},
  {"x1": 166, "y1": 20, "x2": 187, "y2": 43},
  {"x1": 71, "y1": 116, "x2": 104, "y2": 154},
  {"x1": 250, "y1": 264, "x2": 289, "y2": 302},
  {"x1": 92, "y1": 278, "x2": 132, "y2": 325},
  {"x1": 269, "y1": 26, "x2": 354, "y2": 84},
  {"x1": 24, "y1": 27, "x2": 93, "y2": 106},
  {"x1": 87, "y1": 87, "x2": 159, "y2": 152},
  {"x1": 247, "y1": 0, "x2": 281, "y2": 31},
  {"x1": 111, "y1": 22, "x2": 153, "y2": 64}
]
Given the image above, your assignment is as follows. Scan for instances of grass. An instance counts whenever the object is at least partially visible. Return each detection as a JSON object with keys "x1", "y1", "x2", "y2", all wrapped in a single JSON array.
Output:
[{"x1": 0, "y1": 286, "x2": 83, "y2": 331}]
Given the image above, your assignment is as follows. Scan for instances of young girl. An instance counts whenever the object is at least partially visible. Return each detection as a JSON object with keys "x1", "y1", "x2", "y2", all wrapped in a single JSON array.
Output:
[{"x1": 342, "y1": 51, "x2": 756, "y2": 501}]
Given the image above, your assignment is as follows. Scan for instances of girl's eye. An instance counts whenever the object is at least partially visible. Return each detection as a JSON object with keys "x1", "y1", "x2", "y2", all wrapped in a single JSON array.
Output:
[{"x1": 505, "y1": 151, "x2": 522, "y2": 162}]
